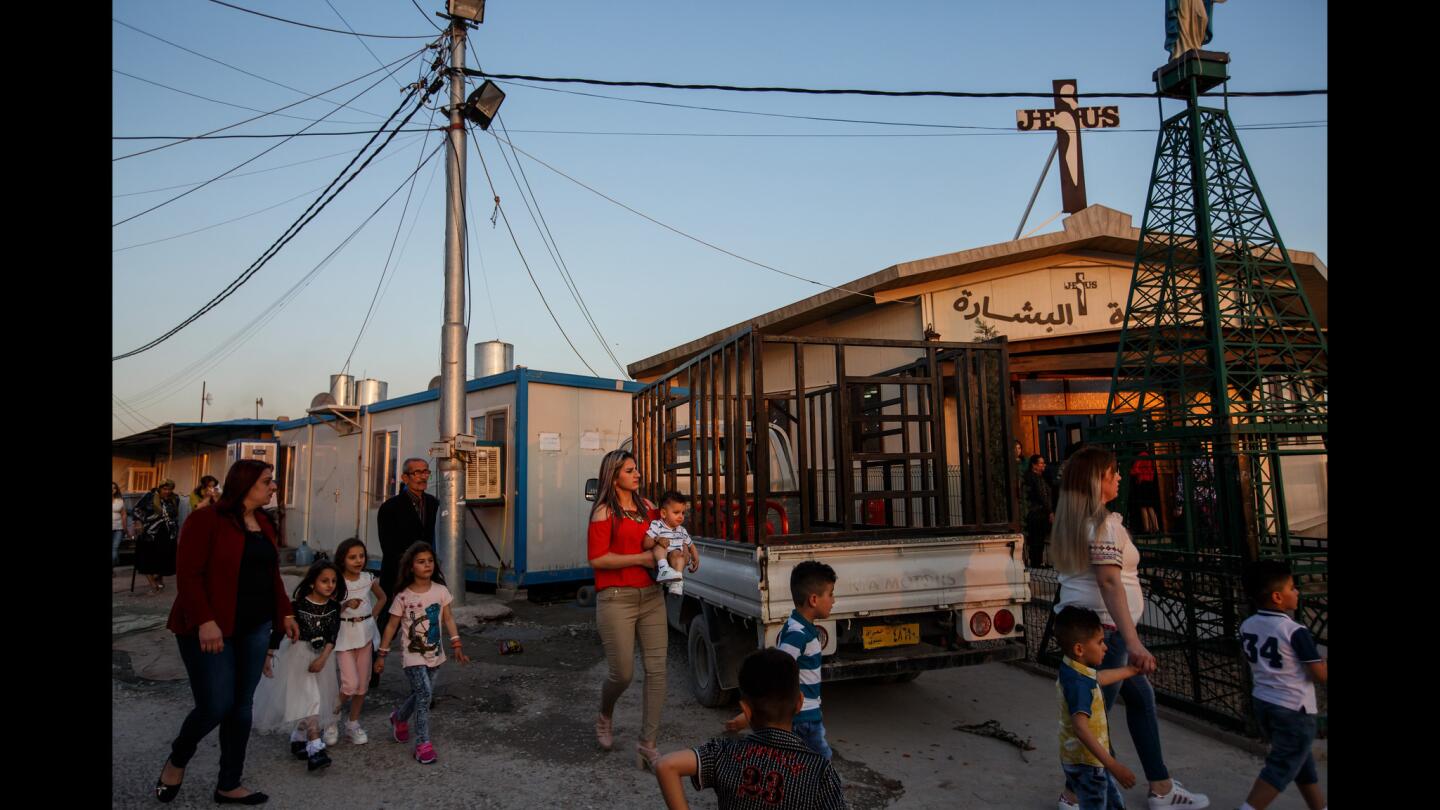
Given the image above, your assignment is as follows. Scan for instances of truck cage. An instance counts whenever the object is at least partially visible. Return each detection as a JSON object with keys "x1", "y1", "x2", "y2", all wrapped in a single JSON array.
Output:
[{"x1": 634, "y1": 330, "x2": 1021, "y2": 544}]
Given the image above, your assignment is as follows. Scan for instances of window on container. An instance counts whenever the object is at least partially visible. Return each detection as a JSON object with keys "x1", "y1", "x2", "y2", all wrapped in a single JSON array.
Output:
[
  {"x1": 371, "y1": 430, "x2": 400, "y2": 504},
  {"x1": 486, "y1": 411, "x2": 507, "y2": 444}
]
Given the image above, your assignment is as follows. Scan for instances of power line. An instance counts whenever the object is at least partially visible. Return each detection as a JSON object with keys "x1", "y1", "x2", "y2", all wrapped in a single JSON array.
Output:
[
  {"x1": 112, "y1": 51, "x2": 428, "y2": 227},
  {"x1": 469, "y1": 130, "x2": 602, "y2": 376},
  {"x1": 491, "y1": 123, "x2": 1327, "y2": 138},
  {"x1": 490, "y1": 133, "x2": 879, "y2": 300},
  {"x1": 113, "y1": 134, "x2": 428, "y2": 252},
  {"x1": 112, "y1": 43, "x2": 430, "y2": 161},
  {"x1": 324, "y1": 0, "x2": 407, "y2": 89},
  {"x1": 205, "y1": 0, "x2": 437, "y2": 39},
  {"x1": 114, "y1": 128, "x2": 439, "y2": 141},
  {"x1": 411, "y1": 0, "x2": 445, "y2": 32},
  {"x1": 112, "y1": 133, "x2": 427, "y2": 198},
  {"x1": 112, "y1": 69, "x2": 383, "y2": 126},
  {"x1": 489, "y1": 117, "x2": 628, "y2": 378},
  {"x1": 469, "y1": 69, "x2": 1327, "y2": 99},
  {"x1": 341, "y1": 109, "x2": 441, "y2": 375},
  {"x1": 112, "y1": 16, "x2": 389, "y2": 121},
  {"x1": 114, "y1": 79, "x2": 439, "y2": 361},
  {"x1": 123, "y1": 142, "x2": 447, "y2": 410}
]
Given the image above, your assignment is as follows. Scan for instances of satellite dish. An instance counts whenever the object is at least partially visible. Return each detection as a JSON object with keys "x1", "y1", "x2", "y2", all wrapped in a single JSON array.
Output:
[
  {"x1": 308, "y1": 392, "x2": 337, "y2": 410},
  {"x1": 427, "y1": 375, "x2": 443, "y2": 391}
]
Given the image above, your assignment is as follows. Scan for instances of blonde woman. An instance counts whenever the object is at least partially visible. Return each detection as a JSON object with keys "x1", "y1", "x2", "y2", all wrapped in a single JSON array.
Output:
[
  {"x1": 585, "y1": 449, "x2": 665, "y2": 770},
  {"x1": 1050, "y1": 446, "x2": 1209, "y2": 810}
]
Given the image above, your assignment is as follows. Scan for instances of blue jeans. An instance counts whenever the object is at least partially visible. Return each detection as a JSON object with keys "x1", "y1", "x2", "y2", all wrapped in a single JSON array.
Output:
[
  {"x1": 1098, "y1": 629, "x2": 1169, "y2": 782},
  {"x1": 398, "y1": 665, "x2": 441, "y2": 744},
  {"x1": 112, "y1": 529, "x2": 124, "y2": 565},
  {"x1": 1063, "y1": 763, "x2": 1126, "y2": 809},
  {"x1": 792, "y1": 719, "x2": 832, "y2": 760},
  {"x1": 1253, "y1": 697, "x2": 1319, "y2": 790},
  {"x1": 170, "y1": 621, "x2": 272, "y2": 792}
]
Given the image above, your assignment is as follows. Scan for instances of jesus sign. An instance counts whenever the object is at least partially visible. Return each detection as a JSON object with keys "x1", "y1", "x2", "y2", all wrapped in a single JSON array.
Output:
[{"x1": 1016, "y1": 80, "x2": 1120, "y2": 214}]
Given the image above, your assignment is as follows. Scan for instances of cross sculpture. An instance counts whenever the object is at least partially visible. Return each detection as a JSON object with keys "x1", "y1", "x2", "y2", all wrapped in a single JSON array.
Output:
[
  {"x1": 1064, "y1": 270, "x2": 1099, "y2": 317},
  {"x1": 1016, "y1": 80, "x2": 1120, "y2": 213}
]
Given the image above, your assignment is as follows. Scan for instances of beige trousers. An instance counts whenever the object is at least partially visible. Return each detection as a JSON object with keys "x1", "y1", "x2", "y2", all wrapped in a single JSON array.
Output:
[{"x1": 595, "y1": 584, "x2": 668, "y2": 743}]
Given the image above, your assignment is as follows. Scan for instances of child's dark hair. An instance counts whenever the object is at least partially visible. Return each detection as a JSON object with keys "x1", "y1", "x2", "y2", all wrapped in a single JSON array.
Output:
[
  {"x1": 738, "y1": 648, "x2": 801, "y2": 728},
  {"x1": 292, "y1": 559, "x2": 343, "y2": 603},
  {"x1": 335, "y1": 537, "x2": 368, "y2": 566},
  {"x1": 1054, "y1": 605, "x2": 1103, "y2": 654},
  {"x1": 395, "y1": 541, "x2": 447, "y2": 593},
  {"x1": 659, "y1": 490, "x2": 689, "y2": 508},
  {"x1": 790, "y1": 560, "x2": 837, "y2": 607},
  {"x1": 1243, "y1": 559, "x2": 1293, "y2": 608}
]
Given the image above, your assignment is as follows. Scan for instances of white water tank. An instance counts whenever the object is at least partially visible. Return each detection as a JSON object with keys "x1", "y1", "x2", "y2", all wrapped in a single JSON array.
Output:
[
  {"x1": 329, "y1": 374, "x2": 355, "y2": 406},
  {"x1": 474, "y1": 340, "x2": 514, "y2": 379},
  {"x1": 355, "y1": 379, "x2": 388, "y2": 406}
]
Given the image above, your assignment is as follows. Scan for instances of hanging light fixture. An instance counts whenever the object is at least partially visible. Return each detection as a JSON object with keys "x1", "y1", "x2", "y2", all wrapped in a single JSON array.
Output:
[
  {"x1": 465, "y1": 80, "x2": 505, "y2": 130},
  {"x1": 446, "y1": 0, "x2": 484, "y2": 23}
]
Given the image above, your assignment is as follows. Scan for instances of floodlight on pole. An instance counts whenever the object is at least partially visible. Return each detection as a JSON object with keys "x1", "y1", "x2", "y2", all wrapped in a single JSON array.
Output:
[
  {"x1": 464, "y1": 80, "x2": 505, "y2": 130},
  {"x1": 447, "y1": 0, "x2": 484, "y2": 23}
]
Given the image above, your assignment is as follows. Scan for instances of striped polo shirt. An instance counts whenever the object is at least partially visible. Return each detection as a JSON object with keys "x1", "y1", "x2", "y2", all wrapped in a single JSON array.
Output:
[{"x1": 776, "y1": 609, "x2": 823, "y2": 723}]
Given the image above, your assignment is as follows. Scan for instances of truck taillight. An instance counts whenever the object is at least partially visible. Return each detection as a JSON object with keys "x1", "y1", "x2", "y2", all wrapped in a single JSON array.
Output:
[
  {"x1": 969, "y1": 611, "x2": 992, "y2": 637},
  {"x1": 994, "y1": 608, "x2": 1015, "y2": 634}
]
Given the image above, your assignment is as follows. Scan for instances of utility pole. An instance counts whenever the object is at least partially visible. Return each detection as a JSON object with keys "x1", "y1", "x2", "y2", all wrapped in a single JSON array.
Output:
[
  {"x1": 200, "y1": 381, "x2": 211, "y2": 422},
  {"x1": 436, "y1": 15, "x2": 469, "y2": 603}
]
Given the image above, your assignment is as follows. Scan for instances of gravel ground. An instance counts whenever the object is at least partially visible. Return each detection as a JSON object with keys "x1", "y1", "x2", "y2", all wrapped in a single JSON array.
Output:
[{"x1": 113, "y1": 571, "x2": 1325, "y2": 809}]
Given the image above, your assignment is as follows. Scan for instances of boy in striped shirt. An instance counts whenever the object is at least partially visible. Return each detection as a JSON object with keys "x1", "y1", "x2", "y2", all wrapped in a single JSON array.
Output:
[{"x1": 725, "y1": 561, "x2": 837, "y2": 759}]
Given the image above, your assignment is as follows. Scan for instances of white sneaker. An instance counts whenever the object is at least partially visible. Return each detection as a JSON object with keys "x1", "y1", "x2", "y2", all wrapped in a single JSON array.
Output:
[
  {"x1": 1147, "y1": 780, "x2": 1209, "y2": 809},
  {"x1": 655, "y1": 563, "x2": 683, "y2": 583},
  {"x1": 322, "y1": 724, "x2": 339, "y2": 746},
  {"x1": 345, "y1": 721, "x2": 368, "y2": 745},
  {"x1": 1057, "y1": 794, "x2": 1078, "y2": 810}
]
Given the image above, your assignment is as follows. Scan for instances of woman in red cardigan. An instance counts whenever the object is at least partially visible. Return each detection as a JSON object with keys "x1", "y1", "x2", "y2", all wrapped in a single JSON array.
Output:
[
  {"x1": 155, "y1": 460, "x2": 299, "y2": 806},
  {"x1": 586, "y1": 449, "x2": 666, "y2": 770}
]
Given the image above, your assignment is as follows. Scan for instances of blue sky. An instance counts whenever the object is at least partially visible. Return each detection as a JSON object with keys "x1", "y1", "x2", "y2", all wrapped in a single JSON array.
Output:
[{"x1": 112, "y1": 1, "x2": 1326, "y2": 436}]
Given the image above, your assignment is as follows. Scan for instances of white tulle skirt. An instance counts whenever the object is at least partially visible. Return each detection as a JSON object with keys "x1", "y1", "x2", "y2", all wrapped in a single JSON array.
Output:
[{"x1": 252, "y1": 639, "x2": 341, "y2": 732}]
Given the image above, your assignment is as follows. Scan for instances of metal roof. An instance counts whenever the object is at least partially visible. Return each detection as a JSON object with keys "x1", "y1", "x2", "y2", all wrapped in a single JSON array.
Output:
[{"x1": 111, "y1": 419, "x2": 278, "y2": 452}]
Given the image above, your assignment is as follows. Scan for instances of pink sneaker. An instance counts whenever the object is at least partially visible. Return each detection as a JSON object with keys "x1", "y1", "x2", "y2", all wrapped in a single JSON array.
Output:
[
  {"x1": 389, "y1": 710, "x2": 409, "y2": 743},
  {"x1": 414, "y1": 741, "x2": 437, "y2": 764}
]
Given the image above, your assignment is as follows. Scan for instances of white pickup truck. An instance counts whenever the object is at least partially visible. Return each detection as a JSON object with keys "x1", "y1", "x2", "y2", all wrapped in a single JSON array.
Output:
[{"x1": 607, "y1": 331, "x2": 1030, "y2": 706}]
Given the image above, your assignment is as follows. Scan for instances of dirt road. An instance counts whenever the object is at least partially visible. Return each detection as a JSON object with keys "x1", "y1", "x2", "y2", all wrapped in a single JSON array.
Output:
[{"x1": 113, "y1": 575, "x2": 1325, "y2": 808}]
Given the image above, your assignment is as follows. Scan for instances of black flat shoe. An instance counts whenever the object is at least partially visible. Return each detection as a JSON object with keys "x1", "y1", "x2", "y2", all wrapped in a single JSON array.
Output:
[
  {"x1": 213, "y1": 790, "x2": 269, "y2": 805},
  {"x1": 307, "y1": 748, "x2": 331, "y2": 771},
  {"x1": 155, "y1": 761, "x2": 182, "y2": 803},
  {"x1": 290, "y1": 740, "x2": 307, "y2": 760}
]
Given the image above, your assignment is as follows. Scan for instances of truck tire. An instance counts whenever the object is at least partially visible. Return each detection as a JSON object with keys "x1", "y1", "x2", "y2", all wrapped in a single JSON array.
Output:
[
  {"x1": 891, "y1": 671, "x2": 921, "y2": 683},
  {"x1": 687, "y1": 614, "x2": 736, "y2": 707},
  {"x1": 576, "y1": 585, "x2": 596, "y2": 607}
]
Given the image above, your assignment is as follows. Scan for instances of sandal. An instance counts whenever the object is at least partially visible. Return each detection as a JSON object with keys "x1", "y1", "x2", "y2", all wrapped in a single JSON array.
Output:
[
  {"x1": 595, "y1": 714, "x2": 613, "y2": 751},
  {"x1": 636, "y1": 741, "x2": 661, "y2": 772}
]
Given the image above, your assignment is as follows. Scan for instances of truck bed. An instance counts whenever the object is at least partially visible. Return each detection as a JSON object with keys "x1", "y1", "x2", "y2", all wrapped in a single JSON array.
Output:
[{"x1": 685, "y1": 532, "x2": 1031, "y2": 625}]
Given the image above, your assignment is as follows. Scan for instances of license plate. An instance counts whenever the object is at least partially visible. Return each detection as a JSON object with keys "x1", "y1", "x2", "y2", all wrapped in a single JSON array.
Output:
[{"x1": 861, "y1": 623, "x2": 920, "y2": 650}]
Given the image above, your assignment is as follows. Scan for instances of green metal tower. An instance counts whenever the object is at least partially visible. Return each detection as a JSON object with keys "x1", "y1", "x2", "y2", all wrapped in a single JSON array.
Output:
[{"x1": 1094, "y1": 50, "x2": 1328, "y2": 730}]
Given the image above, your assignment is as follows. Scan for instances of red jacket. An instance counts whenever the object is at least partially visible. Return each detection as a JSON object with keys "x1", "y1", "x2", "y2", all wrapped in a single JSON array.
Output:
[{"x1": 167, "y1": 507, "x2": 292, "y2": 638}]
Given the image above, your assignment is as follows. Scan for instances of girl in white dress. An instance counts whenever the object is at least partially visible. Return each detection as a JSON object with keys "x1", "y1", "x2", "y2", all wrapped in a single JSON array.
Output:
[
  {"x1": 253, "y1": 560, "x2": 343, "y2": 771},
  {"x1": 333, "y1": 538, "x2": 387, "y2": 744}
]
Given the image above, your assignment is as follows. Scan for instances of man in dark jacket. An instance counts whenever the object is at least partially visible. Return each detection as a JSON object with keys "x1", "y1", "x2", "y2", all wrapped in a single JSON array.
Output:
[
  {"x1": 1022, "y1": 455, "x2": 1053, "y2": 568},
  {"x1": 371, "y1": 457, "x2": 438, "y2": 688}
]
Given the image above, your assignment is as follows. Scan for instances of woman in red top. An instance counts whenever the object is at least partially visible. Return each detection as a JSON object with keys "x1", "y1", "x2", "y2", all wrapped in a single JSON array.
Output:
[
  {"x1": 156, "y1": 460, "x2": 299, "y2": 806},
  {"x1": 586, "y1": 449, "x2": 666, "y2": 770}
]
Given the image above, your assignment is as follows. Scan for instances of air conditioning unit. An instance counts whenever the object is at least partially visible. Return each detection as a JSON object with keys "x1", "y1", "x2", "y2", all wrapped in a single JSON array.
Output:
[{"x1": 460, "y1": 440, "x2": 505, "y2": 504}]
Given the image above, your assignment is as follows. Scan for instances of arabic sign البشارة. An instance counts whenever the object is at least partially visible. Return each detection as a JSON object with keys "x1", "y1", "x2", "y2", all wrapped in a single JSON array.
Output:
[{"x1": 938, "y1": 264, "x2": 1130, "y2": 341}]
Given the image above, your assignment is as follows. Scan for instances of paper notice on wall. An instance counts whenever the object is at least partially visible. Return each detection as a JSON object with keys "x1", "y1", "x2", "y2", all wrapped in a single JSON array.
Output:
[
  {"x1": 580, "y1": 431, "x2": 601, "y2": 451},
  {"x1": 539, "y1": 432, "x2": 561, "y2": 452}
]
